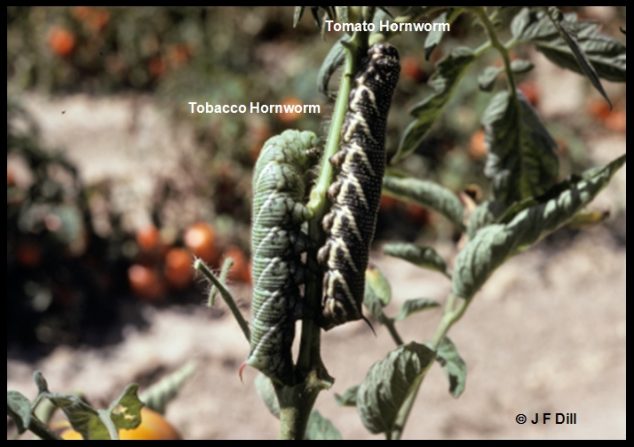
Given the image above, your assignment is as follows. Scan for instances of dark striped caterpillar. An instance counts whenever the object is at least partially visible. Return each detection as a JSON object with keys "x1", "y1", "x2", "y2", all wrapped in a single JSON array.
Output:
[
  {"x1": 248, "y1": 129, "x2": 319, "y2": 385},
  {"x1": 318, "y1": 43, "x2": 400, "y2": 329}
]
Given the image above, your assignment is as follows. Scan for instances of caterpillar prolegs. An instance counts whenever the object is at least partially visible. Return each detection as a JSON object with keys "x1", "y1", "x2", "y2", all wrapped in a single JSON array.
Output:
[
  {"x1": 248, "y1": 129, "x2": 319, "y2": 385},
  {"x1": 318, "y1": 43, "x2": 400, "y2": 329}
]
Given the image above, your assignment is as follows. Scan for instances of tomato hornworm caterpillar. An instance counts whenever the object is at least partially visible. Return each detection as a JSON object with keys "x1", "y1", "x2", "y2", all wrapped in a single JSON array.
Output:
[
  {"x1": 248, "y1": 129, "x2": 319, "y2": 384},
  {"x1": 318, "y1": 43, "x2": 400, "y2": 329}
]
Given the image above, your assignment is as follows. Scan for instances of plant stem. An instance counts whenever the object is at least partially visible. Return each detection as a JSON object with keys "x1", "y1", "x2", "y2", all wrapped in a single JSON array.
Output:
[
  {"x1": 207, "y1": 257, "x2": 234, "y2": 307},
  {"x1": 475, "y1": 7, "x2": 517, "y2": 99},
  {"x1": 390, "y1": 294, "x2": 471, "y2": 440},
  {"x1": 278, "y1": 31, "x2": 366, "y2": 440},
  {"x1": 306, "y1": 39, "x2": 359, "y2": 216},
  {"x1": 194, "y1": 259, "x2": 250, "y2": 342}
]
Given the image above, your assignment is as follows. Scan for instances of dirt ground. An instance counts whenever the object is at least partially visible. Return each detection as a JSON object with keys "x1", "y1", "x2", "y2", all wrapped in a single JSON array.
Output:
[
  {"x1": 7, "y1": 77, "x2": 626, "y2": 439},
  {"x1": 7, "y1": 232, "x2": 626, "y2": 439}
]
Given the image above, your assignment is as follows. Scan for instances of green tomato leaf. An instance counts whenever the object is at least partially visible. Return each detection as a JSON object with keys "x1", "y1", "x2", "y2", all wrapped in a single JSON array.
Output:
[
  {"x1": 424, "y1": 8, "x2": 463, "y2": 60},
  {"x1": 478, "y1": 66, "x2": 503, "y2": 92},
  {"x1": 39, "y1": 382, "x2": 144, "y2": 440},
  {"x1": 46, "y1": 393, "x2": 110, "y2": 440},
  {"x1": 107, "y1": 384, "x2": 144, "y2": 431},
  {"x1": 395, "y1": 298, "x2": 440, "y2": 321},
  {"x1": 357, "y1": 342, "x2": 436, "y2": 434},
  {"x1": 394, "y1": 47, "x2": 476, "y2": 163},
  {"x1": 383, "y1": 242, "x2": 448, "y2": 276},
  {"x1": 7, "y1": 390, "x2": 32, "y2": 434},
  {"x1": 466, "y1": 200, "x2": 499, "y2": 238},
  {"x1": 512, "y1": 8, "x2": 626, "y2": 83},
  {"x1": 478, "y1": 60, "x2": 533, "y2": 92},
  {"x1": 545, "y1": 7, "x2": 611, "y2": 106},
  {"x1": 483, "y1": 89, "x2": 559, "y2": 208},
  {"x1": 382, "y1": 175, "x2": 464, "y2": 229},
  {"x1": 306, "y1": 410, "x2": 342, "y2": 440},
  {"x1": 139, "y1": 361, "x2": 197, "y2": 415},
  {"x1": 334, "y1": 385, "x2": 359, "y2": 407},
  {"x1": 436, "y1": 337, "x2": 467, "y2": 398},
  {"x1": 510, "y1": 58, "x2": 534, "y2": 74},
  {"x1": 33, "y1": 371, "x2": 49, "y2": 393},
  {"x1": 318, "y1": 37, "x2": 346, "y2": 98},
  {"x1": 453, "y1": 154, "x2": 626, "y2": 300},
  {"x1": 364, "y1": 265, "x2": 392, "y2": 319}
]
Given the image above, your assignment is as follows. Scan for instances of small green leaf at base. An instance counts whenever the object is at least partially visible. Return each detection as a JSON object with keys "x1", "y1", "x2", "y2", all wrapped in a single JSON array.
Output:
[
  {"x1": 357, "y1": 342, "x2": 436, "y2": 434},
  {"x1": 436, "y1": 337, "x2": 467, "y2": 398},
  {"x1": 47, "y1": 394, "x2": 110, "y2": 440},
  {"x1": 255, "y1": 373, "x2": 342, "y2": 440},
  {"x1": 306, "y1": 410, "x2": 342, "y2": 440},
  {"x1": 108, "y1": 384, "x2": 144, "y2": 431},
  {"x1": 7, "y1": 390, "x2": 32, "y2": 434},
  {"x1": 254, "y1": 373, "x2": 280, "y2": 419}
]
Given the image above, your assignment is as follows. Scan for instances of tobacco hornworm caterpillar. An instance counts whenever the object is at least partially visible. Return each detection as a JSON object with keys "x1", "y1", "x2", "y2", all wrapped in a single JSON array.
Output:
[
  {"x1": 248, "y1": 129, "x2": 319, "y2": 385},
  {"x1": 318, "y1": 43, "x2": 400, "y2": 329}
]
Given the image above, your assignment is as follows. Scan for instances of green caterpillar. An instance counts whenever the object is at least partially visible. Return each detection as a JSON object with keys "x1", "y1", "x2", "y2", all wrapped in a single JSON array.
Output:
[{"x1": 248, "y1": 129, "x2": 319, "y2": 385}]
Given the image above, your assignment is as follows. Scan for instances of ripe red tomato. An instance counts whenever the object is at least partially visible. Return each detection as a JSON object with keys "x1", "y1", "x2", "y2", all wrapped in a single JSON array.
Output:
[
  {"x1": 184, "y1": 222, "x2": 217, "y2": 265},
  {"x1": 48, "y1": 27, "x2": 76, "y2": 57},
  {"x1": 164, "y1": 248, "x2": 193, "y2": 289}
]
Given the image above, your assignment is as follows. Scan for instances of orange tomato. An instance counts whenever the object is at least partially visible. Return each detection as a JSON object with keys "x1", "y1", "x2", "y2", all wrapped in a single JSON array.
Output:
[
  {"x1": 167, "y1": 44, "x2": 192, "y2": 69},
  {"x1": 223, "y1": 245, "x2": 251, "y2": 284},
  {"x1": 604, "y1": 110, "x2": 626, "y2": 133},
  {"x1": 71, "y1": 6, "x2": 91, "y2": 20},
  {"x1": 128, "y1": 265, "x2": 165, "y2": 302},
  {"x1": 277, "y1": 97, "x2": 303, "y2": 123},
  {"x1": 48, "y1": 27, "x2": 76, "y2": 57},
  {"x1": 60, "y1": 407, "x2": 181, "y2": 440},
  {"x1": 184, "y1": 222, "x2": 217, "y2": 265},
  {"x1": 164, "y1": 248, "x2": 193, "y2": 289},
  {"x1": 586, "y1": 98, "x2": 612, "y2": 121},
  {"x1": 136, "y1": 225, "x2": 161, "y2": 254},
  {"x1": 401, "y1": 56, "x2": 425, "y2": 83},
  {"x1": 518, "y1": 81, "x2": 539, "y2": 106},
  {"x1": 87, "y1": 9, "x2": 110, "y2": 32},
  {"x1": 468, "y1": 129, "x2": 487, "y2": 160}
]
